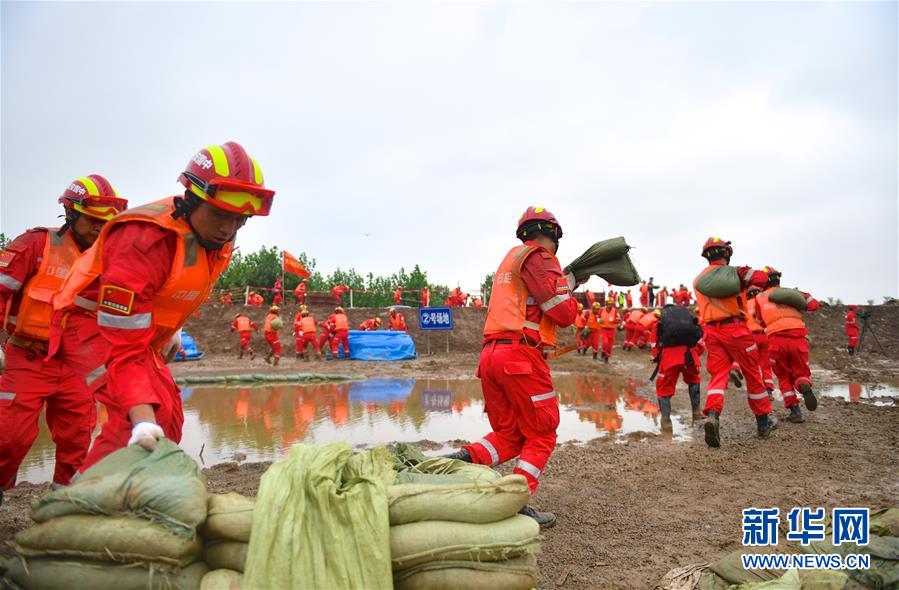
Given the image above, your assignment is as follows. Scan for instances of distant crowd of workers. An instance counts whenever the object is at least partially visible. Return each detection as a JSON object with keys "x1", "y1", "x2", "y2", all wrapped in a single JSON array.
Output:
[
  {"x1": 218, "y1": 282, "x2": 485, "y2": 309},
  {"x1": 229, "y1": 305, "x2": 410, "y2": 364}
]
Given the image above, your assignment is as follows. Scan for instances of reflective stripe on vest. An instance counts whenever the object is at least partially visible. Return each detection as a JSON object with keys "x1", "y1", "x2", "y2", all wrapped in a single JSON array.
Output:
[
  {"x1": 14, "y1": 230, "x2": 81, "y2": 342},
  {"x1": 628, "y1": 310, "x2": 645, "y2": 325},
  {"x1": 756, "y1": 289, "x2": 805, "y2": 335},
  {"x1": 53, "y1": 198, "x2": 232, "y2": 351},
  {"x1": 693, "y1": 265, "x2": 743, "y2": 324}
]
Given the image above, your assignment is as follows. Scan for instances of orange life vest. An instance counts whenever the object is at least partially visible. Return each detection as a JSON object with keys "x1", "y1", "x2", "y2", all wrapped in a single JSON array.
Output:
[
  {"x1": 54, "y1": 198, "x2": 232, "y2": 351},
  {"x1": 755, "y1": 288, "x2": 805, "y2": 335},
  {"x1": 745, "y1": 298, "x2": 764, "y2": 333},
  {"x1": 390, "y1": 313, "x2": 406, "y2": 330},
  {"x1": 264, "y1": 313, "x2": 278, "y2": 332},
  {"x1": 334, "y1": 313, "x2": 349, "y2": 331},
  {"x1": 599, "y1": 308, "x2": 619, "y2": 329},
  {"x1": 586, "y1": 311, "x2": 601, "y2": 329},
  {"x1": 235, "y1": 316, "x2": 252, "y2": 332},
  {"x1": 574, "y1": 312, "x2": 586, "y2": 329},
  {"x1": 693, "y1": 265, "x2": 743, "y2": 324},
  {"x1": 639, "y1": 313, "x2": 657, "y2": 329},
  {"x1": 300, "y1": 316, "x2": 316, "y2": 333},
  {"x1": 483, "y1": 244, "x2": 559, "y2": 347},
  {"x1": 13, "y1": 229, "x2": 81, "y2": 341},
  {"x1": 627, "y1": 310, "x2": 645, "y2": 325}
]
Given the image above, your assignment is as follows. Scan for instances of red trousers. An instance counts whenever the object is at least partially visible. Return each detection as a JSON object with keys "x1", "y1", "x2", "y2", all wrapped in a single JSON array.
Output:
[
  {"x1": 639, "y1": 294, "x2": 648, "y2": 307},
  {"x1": 768, "y1": 333, "x2": 811, "y2": 409},
  {"x1": 622, "y1": 324, "x2": 637, "y2": 350},
  {"x1": 238, "y1": 330, "x2": 253, "y2": 353},
  {"x1": 318, "y1": 332, "x2": 334, "y2": 354},
  {"x1": 587, "y1": 330, "x2": 600, "y2": 353},
  {"x1": 575, "y1": 328, "x2": 585, "y2": 350},
  {"x1": 703, "y1": 322, "x2": 772, "y2": 417},
  {"x1": 295, "y1": 333, "x2": 319, "y2": 355},
  {"x1": 655, "y1": 346, "x2": 701, "y2": 397},
  {"x1": 465, "y1": 341, "x2": 558, "y2": 492},
  {"x1": 600, "y1": 328, "x2": 615, "y2": 357},
  {"x1": 751, "y1": 332, "x2": 775, "y2": 390},
  {"x1": 331, "y1": 329, "x2": 350, "y2": 358},
  {"x1": 846, "y1": 327, "x2": 859, "y2": 348},
  {"x1": 0, "y1": 343, "x2": 94, "y2": 488},
  {"x1": 265, "y1": 331, "x2": 281, "y2": 358}
]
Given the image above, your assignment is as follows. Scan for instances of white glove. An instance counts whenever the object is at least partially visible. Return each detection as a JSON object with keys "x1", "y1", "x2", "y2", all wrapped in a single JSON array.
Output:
[
  {"x1": 128, "y1": 421, "x2": 165, "y2": 451},
  {"x1": 162, "y1": 328, "x2": 183, "y2": 364}
]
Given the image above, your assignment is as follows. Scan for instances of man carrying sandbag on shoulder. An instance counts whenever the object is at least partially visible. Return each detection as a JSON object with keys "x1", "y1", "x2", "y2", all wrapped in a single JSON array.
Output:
[
  {"x1": 754, "y1": 266, "x2": 819, "y2": 423},
  {"x1": 55, "y1": 141, "x2": 275, "y2": 467},
  {"x1": 445, "y1": 207, "x2": 578, "y2": 528},
  {"x1": 693, "y1": 237, "x2": 776, "y2": 448}
]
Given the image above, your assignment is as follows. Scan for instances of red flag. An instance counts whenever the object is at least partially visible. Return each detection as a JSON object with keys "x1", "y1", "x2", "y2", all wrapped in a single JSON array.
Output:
[{"x1": 282, "y1": 250, "x2": 310, "y2": 278}]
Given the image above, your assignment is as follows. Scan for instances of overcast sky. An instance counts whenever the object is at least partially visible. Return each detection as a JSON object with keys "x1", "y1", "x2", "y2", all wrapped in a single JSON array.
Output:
[{"x1": 2, "y1": 2, "x2": 896, "y2": 303}]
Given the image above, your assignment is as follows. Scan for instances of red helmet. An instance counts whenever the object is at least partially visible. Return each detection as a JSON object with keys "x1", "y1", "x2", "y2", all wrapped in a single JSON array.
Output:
[
  {"x1": 178, "y1": 141, "x2": 274, "y2": 216},
  {"x1": 58, "y1": 175, "x2": 128, "y2": 221},
  {"x1": 516, "y1": 206, "x2": 563, "y2": 241},
  {"x1": 701, "y1": 237, "x2": 733, "y2": 258}
]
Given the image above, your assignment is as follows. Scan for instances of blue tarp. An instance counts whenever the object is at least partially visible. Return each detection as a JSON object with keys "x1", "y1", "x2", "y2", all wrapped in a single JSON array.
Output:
[
  {"x1": 349, "y1": 378, "x2": 416, "y2": 402},
  {"x1": 175, "y1": 331, "x2": 204, "y2": 361},
  {"x1": 347, "y1": 330, "x2": 417, "y2": 361}
]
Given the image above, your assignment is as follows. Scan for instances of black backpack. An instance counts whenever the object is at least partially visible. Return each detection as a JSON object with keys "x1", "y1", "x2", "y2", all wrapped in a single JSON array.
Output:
[{"x1": 658, "y1": 304, "x2": 702, "y2": 347}]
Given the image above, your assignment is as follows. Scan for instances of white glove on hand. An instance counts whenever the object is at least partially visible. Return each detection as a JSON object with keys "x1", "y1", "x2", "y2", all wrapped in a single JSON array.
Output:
[
  {"x1": 162, "y1": 329, "x2": 182, "y2": 364},
  {"x1": 128, "y1": 421, "x2": 165, "y2": 451}
]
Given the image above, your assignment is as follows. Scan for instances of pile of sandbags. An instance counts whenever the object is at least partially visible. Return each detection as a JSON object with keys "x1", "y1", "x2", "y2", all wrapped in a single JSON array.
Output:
[
  {"x1": 390, "y1": 444, "x2": 541, "y2": 590},
  {"x1": 198, "y1": 492, "x2": 254, "y2": 588},
  {"x1": 2, "y1": 440, "x2": 210, "y2": 590}
]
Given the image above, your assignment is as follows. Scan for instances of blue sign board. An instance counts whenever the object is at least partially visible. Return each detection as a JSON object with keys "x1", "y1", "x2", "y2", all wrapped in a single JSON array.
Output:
[{"x1": 419, "y1": 306, "x2": 454, "y2": 331}]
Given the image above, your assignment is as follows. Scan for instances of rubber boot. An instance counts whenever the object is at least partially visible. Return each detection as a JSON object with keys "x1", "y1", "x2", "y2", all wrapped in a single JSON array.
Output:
[
  {"x1": 848, "y1": 347, "x2": 855, "y2": 356},
  {"x1": 250, "y1": 349, "x2": 256, "y2": 360},
  {"x1": 756, "y1": 413, "x2": 778, "y2": 438},
  {"x1": 264, "y1": 352, "x2": 272, "y2": 365},
  {"x1": 798, "y1": 382, "x2": 817, "y2": 411},
  {"x1": 688, "y1": 383, "x2": 703, "y2": 420},
  {"x1": 273, "y1": 356, "x2": 280, "y2": 367},
  {"x1": 239, "y1": 349, "x2": 244, "y2": 360},
  {"x1": 729, "y1": 369, "x2": 743, "y2": 389},
  {"x1": 603, "y1": 354, "x2": 609, "y2": 364},
  {"x1": 658, "y1": 396, "x2": 672, "y2": 431},
  {"x1": 704, "y1": 410, "x2": 721, "y2": 448},
  {"x1": 593, "y1": 352, "x2": 598, "y2": 360},
  {"x1": 295, "y1": 352, "x2": 301, "y2": 360},
  {"x1": 787, "y1": 404, "x2": 805, "y2": 423},
  {"x1": 519, "y1": 505, "x2": 556, "y2": 528},
  {"x1": 443, "y1": 448, "x2": 472, "y2": 463}
]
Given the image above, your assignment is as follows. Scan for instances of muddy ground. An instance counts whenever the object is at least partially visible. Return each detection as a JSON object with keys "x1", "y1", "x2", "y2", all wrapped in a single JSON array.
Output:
[{"x1": 2, "y1": 304, "x2": 897, "y2": 589}]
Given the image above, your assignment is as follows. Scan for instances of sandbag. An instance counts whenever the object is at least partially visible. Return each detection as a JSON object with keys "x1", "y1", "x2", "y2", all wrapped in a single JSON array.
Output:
[
  {"x1": 269, "y1": 317, "x2": 284, "y2": 330},
  {"x1": 390, "y1": 514, "x2": 540, "y2": 571},
  {"x1": 388, "y1": 474, "x2": 530, "y2": 525},
  {"x1": 1, "y1": 557, "x2": 208, "y2": 590},
  {"x1": 202, "y1": 493, "x2": 254, "y2": 542},
  {"x1": 393, "y1": 443, "x2": 501, "y2": 483},
  {"x1": 12, "y1": 515, "x2": 202, "y2": 567},
  {"x1": 564, "y1": 237, "x2": 641, "y2": 286},
  {"x1": 395, "y1": 472, "x2": 481, "y2": 486},
  {"x1": 204, "y1": 541, "x2": 247, "y2": 573},
  {"x1": 200, "y1": 569, "x2": 243, "y2": 590},
  {"x1": 695, "y1": 265, "x2": 741, "y2": 298},
  {"x1": 768, "y1": 287, "x2": 807, "y2": 311},
  {"x1": 393, "y1": 555, "x2": 539, "y2": 590},
  {"x1": 30, "y1": 439, "x2": 206, "y2": 538}
]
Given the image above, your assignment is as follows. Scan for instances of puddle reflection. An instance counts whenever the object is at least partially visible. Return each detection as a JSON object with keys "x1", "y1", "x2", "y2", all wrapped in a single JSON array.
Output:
[
  {"x1": 18, "y1": 374, "x2": 692, "y2": 483},
  {"x1": 818, "y1": 382, "x2": 898, "y2": 406}
]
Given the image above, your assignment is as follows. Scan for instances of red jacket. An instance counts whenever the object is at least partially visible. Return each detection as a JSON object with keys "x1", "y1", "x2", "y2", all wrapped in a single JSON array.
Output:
[{"x1": 845, "y1": 310, "x2": 858, "y2": 335}]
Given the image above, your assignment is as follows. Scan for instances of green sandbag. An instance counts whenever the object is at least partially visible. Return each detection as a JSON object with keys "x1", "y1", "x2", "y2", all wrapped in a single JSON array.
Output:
[
  {"x1": 243, "y1": 443, "x2": 395, "y2": 590},
  {"x1": 202, "y1": 493, "x2": 254, "y2": 542},
  {"x1": 871, "y1": 508, "x2": 899, "y2": 537},
  {"x1": 251, "y1": 374, "x2": 268, "y2": 381},
  {"x1": 394, "y1": 443, "x2": 501, "y2": 483},
  {"x1": 731, "y1": 569, "x2": 847, "y2": 589},
  {"x1": 12, "y1": 515, "x2": 202, "y2": 567},
  {"x1": 200, "y1": 569, "x2": 243, "y2": 590},
  {"x1": 204, "y1": 541, "x2": 247, "y2": 573},
  {"x1": 393, "y1": 555, "x2": 538, "y2": 590},
  {"x1": 1, "y1": 557, "x2": 208, "y2": 590},
  {"x1": 395, "y1": 472, "x2": 480, "y2": 486},
  {"x1": 695, "y1": 266, "x2": 741, "y2": 298},
  {"x1": 270, "y1": 317, "x2": 284, "y2": 330},
  {"x1": 30, "y1": 439, "x2": 206, "y2": 538},
  {"x1": 388, "y1": 474, "x2": 530, "y2": 525},
  {"x1": 564, "y1": 237, "x2": 641, "y2": 286},
  {"x1": 238, "y1": 375, "x2": 257, "y2": 383},
  {"x1": 767, "y1": 288, "x2": 807, "y2": 311},
  {"x1": 390, "y1": 514, "x2": 540, "y2": 571}
]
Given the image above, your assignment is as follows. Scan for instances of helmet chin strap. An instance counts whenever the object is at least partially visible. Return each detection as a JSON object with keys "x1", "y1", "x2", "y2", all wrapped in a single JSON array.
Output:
[{"x1": 57, "y1": 209, "x2": 91, "y2": 249}]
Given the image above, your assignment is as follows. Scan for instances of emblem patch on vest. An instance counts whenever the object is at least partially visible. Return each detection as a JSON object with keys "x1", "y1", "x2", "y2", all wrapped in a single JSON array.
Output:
[
  {"x1": 0, "y1": 250, "x2": 15, "y2": 268},
  {"x1": 99, "y1": 285, "x2": 136, "y2": 315}
]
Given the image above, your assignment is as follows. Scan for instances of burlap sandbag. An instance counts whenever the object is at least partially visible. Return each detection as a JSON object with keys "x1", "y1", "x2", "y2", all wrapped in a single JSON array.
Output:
[
  {"x1": 389, "y1": 474, "x2": 530, "y2": 525},
  {"x1": 204, "y1": 541, "x2": 248, "y2": 573},
  {"x1": 200, "y1": 569, "x2": 243, "y2": 590},
  {"x1": 201, "y1": 493, "x2": 254, "y2": 542},
  {"x1": 694, "y1": 265, "x2": 741, "y2": 298},
  {"x1": 393, "y1": 443, "x2": 500, "y2": 484},
  {"x1": 1, "y1": 557, "x2": 207, "y2": 590},
  {"x1": 390, "y1": 514, "x2": 540, "y2": 571},
  {"x1": 12, "y1": 515, "x2": 201, "y2": 567},
  {"x1": 393, "y1": 555, "x2": 539, "y2": 590},
  {"x1": 767, "y1": 287, "x2": 808, "y2": 311}
]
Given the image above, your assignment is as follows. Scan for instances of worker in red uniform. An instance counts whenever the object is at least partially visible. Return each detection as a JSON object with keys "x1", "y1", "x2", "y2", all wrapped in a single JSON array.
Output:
[
  {"x1": 598, "y1": 299, "x2": 619, "y2": 363},
  {"x1": 272, "y1": 278, "x2": 284, "y2": 305},
  {"x1": 625, "y1": 290, "x2": 633, "y2": 308},
  {"x1": 331, "y1": 306, "x2": 350, "y2": 359},
  {"x1": 586, "y1": 301, "x2": 602, "y2": 359},
  {"x1": 446, "y1": 207, "x2": 578, "y2": 527},
  {"x1": 693, "y1": 237, "x2": 774, "y2": 448},
  {"x1": 294, "y1": 308, "x2": 320, "y2": 360},
  {"x1": 658, "y1": 286, "x2": 669, "y2": 306},
  {"x1": 230, "y1": 313, "x2": 258, "y2": 359},
  {"x1": 0, "y1": 174, "x2": 127, "y2": 495},
  {"x1": 393, "y1": 288, "x2": 403, "y2": 305},
  {"x1": 573, "y1": 303, "x2": 586, "y2": 354},
  {"x1": 263, "y1": 306, "x2": 282, "y2": 365},
  {"x1": 294, "y1": 280, "x2": 307, "y2": 305},
  {"x1": 248, "y1": 291, "x2": 264, "y2": 306},
  {"x1": 585, "y1": 289, "x2": 595, "y2": 308},
  {"x1": 388, "y1": 307, "x2": 408, "y2": 332},
  {"x1": 420, "y1": 287, "x2": 430, "y2": 308},
  {"x1": 637, "y1": 308, "x2": 658, "y2": 349},
  {"x1": 318, "y1": 317, "x2": 336, "y2": 359},
  {"x1": 623, "y1": 308, "x2": 644, "y2": 351},
  {"x1": 745, "y1": 286, "x2": 775, "y2": 396},
  {"x1": 54, "y1": 141, "x2": 274, "y2": 468},
  {"x1": 652, "y1": 306, "x2": 704, "y2": 427},
  {"x1": 845, "y1": 305, "x2": 859, "y2": 355},
  {"x1": 359, "y1": 317, "x2": 381, "y2": 331},
  {"x1": 639, "y1": 281, "x2": 649, "y2": 307},
  {"x1": 331, "y1": 284, "x2": 348, "y2": 305},
  {"x1": 472, "y1": 297, "x2": 484, "y2": 308},
  {"x1": 755, "y1": 267, "x2": 820, "y2": 423},
  {"x1": 219, "y1": 292, "x2": 233, "y2": 305}
]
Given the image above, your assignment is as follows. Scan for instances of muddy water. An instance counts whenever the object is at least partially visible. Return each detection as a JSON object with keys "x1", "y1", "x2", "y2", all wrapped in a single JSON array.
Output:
[
  {"x1": 16, "y1": 374, "x2": 694, "y2": 484},
  {"x1": 818, "y1": 382, "x2": 899, "y2": 406}
]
